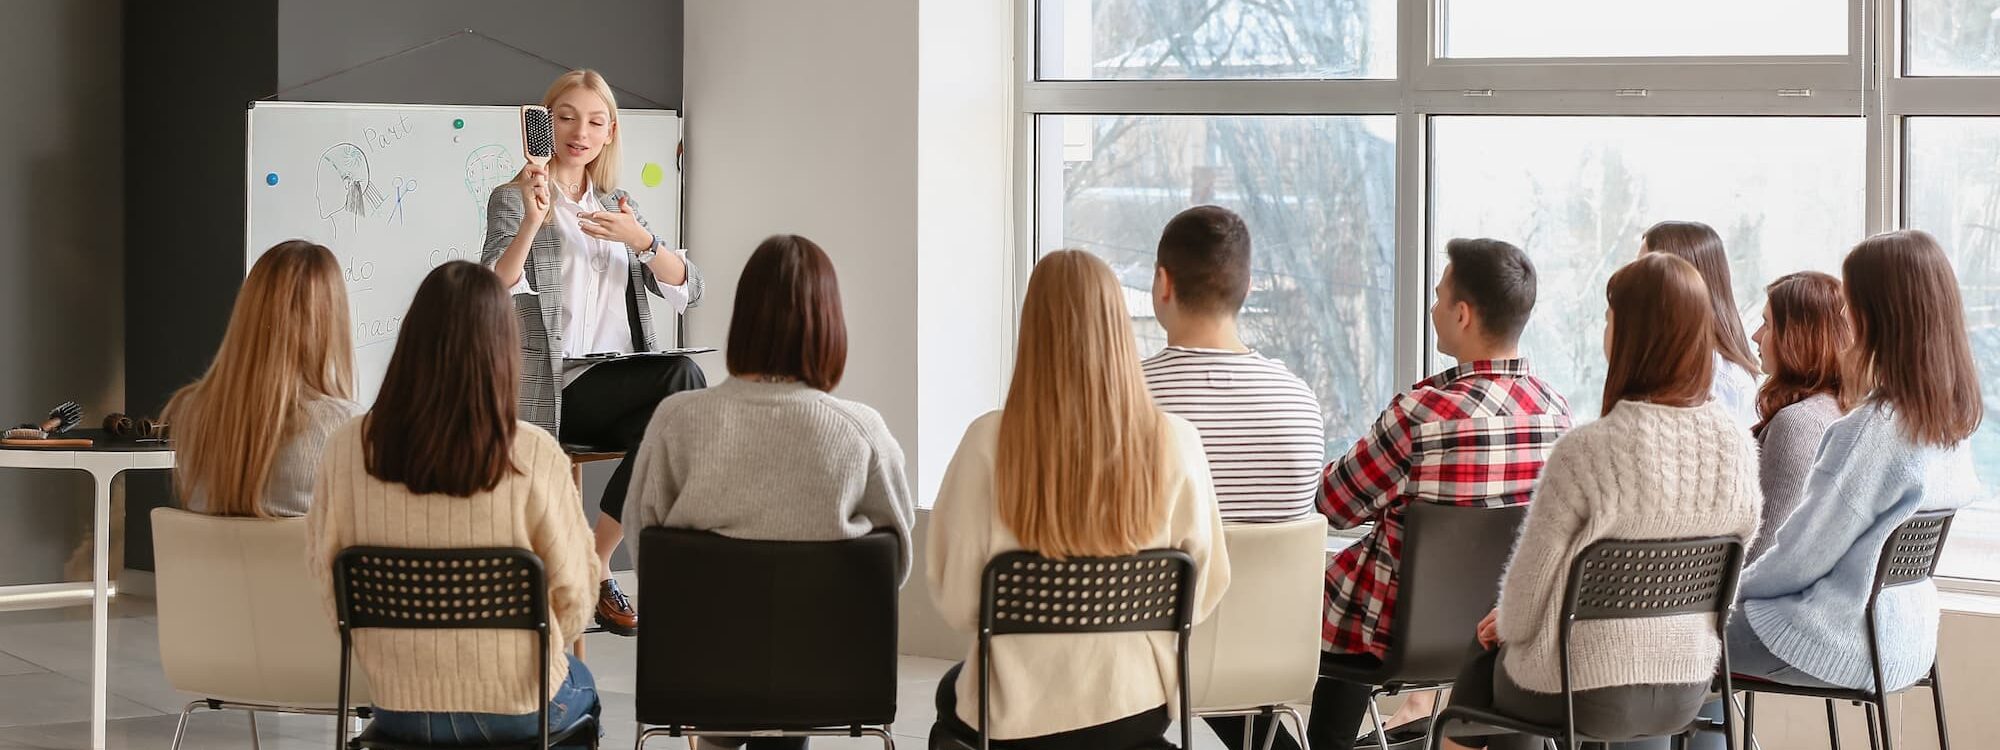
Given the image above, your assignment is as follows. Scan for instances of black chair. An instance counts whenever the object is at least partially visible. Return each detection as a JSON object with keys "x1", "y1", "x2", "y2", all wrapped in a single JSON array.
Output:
[
  {"x1": 931, "y1": 549, "x2": 1200, "y2": 750},
  {"x1": 1733, "y1": 510, "x2": 1956, "y2": 750},
  {"x1": 633, "y1": 527, "x2": 900, "y2": 749},
  {"x1": 1428, "y1": 537, "x2": 1747, "y2": 750},
  {"x1": 1321, "y1": 503, "x2": 1531, "y2": 750},
  {"x1": 332, "y1": 547, "x2": 597, "y2": 750}
]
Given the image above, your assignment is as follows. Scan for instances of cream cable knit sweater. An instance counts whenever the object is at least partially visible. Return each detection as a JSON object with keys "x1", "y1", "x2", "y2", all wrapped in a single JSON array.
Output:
[
  {"x1": 1496, "y1": 399, "x2": 1763, "y2": 694},
  {"x1": 306, "y1": 418, "x2": 595, "y2": 714}
]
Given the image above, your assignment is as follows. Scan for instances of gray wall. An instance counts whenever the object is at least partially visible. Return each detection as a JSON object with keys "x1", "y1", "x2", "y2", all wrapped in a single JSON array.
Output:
[
  {"x1": 277, "y1": 0, "x2": 681, "y2": 108},
  {"x1": 0, "y1": 0, "x2": 124, "y2": 585}
]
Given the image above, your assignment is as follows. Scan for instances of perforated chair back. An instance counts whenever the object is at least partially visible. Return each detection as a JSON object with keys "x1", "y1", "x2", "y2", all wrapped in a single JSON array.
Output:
[
  {"x1": 635, "y1": 527, "x2": 900, "y2": 732},
  {"x1": 152, "y1": 507, "x2": 371, "y2": 707},
  {"x1": 1188, "y1": 517, "x2": 1326, "y2": 711},
  {"x1": 1565, "y1": 537, "x2": 1741, "y2": 622},
  {"x1": 977, "y1": 550, "x2": 1198, "y2": 750},
  {"x1": 332, "y1": 547, "x2": 557, "y2": 749},
  {"x1": 1877, "y1": 510, "x2": 1954, "y2": 590},
  {"x1": 1386, "y1": 503, "x2": 1530, "y2": 681}
]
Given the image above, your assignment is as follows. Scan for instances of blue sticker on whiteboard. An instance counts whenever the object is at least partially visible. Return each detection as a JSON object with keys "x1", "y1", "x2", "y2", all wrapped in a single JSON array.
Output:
[{"x1": 265, "y1": 172, "x2": 280, "y2": 186}]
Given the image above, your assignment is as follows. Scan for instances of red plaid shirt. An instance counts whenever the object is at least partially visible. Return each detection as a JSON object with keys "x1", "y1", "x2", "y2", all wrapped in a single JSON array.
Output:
[{"x1": 1321, "y1": 359, "x2": 1571, "y2": 657}]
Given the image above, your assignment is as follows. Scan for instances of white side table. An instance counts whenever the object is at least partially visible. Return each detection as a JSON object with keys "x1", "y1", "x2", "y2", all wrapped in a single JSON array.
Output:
[{"x1": 0, "y1": 431, "x2": 174, "y2": 750}]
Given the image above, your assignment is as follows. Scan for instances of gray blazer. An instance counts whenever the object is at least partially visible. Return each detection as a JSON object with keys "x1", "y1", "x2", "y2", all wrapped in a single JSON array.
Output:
[{"x1": 481, "y1": 184, "x2": 705, "y2": 436}]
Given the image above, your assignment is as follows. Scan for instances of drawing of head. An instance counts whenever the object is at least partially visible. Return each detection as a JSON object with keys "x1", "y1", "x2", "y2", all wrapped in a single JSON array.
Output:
[
  {"x1": 316, "y1": 143, "x2": 380, "y2": 220},
  {"x1": 465, "y1": 145, "x2": 517, "y2": 220}
]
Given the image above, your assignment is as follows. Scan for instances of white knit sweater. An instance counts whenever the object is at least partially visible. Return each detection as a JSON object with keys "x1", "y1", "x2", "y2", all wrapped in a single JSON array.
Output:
[
  {"x1": 1496, "y1": 399, "x2": 1762, "y2": 694},
  {"x1": 306, "y1": 418, "x2": 595, "y2": 714}
]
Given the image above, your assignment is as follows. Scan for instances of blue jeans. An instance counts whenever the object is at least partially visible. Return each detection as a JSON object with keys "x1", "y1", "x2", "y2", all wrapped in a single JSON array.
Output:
[{"x1": 370, "y1": 653, "x2": 601, "y2": 746}]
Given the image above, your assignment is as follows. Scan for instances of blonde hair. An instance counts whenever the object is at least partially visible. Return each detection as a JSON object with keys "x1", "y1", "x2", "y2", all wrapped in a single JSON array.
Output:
[
  {"x1": 165, "y1": 241, "x2": 355, "y2": 517},
  {"x1": 997, "y1": 250, "x2": 1169, "y2": 559},
  {"x1": 542, "y1": 69, "x2": 621, "y2": 191}
]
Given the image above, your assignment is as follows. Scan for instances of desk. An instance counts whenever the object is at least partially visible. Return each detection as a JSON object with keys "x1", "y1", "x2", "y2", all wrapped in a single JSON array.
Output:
[{"x1": 0, "y1": 430, "x2": 174, "y2": 750}]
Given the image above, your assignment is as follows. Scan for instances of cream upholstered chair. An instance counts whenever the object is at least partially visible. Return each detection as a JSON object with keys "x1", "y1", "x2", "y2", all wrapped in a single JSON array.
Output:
[
  {"x1": 1189, "y1": 516, "x2": 1328, "y2": 750},
  {"x1": 152, "y1": 507, "x2": 370, "y2": 750}
]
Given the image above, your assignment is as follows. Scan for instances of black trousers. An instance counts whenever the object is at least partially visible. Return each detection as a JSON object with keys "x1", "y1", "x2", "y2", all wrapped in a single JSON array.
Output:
[
  {"x1": 559, "y1": 355, "x2": 707, "y2": 523},
  {"x1": 1440, "y1": 644, "x2": 1706, "y2": 750},
  {"x1": 1302, "y1": 652, "x2": 1388, "y2": 750},
  {"x1": 932, "y1": 664, "x2": 1174, "y2": 750}
]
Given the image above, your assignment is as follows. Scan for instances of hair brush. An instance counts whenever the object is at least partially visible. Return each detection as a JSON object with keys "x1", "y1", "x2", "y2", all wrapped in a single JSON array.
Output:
[
  {"x1": 520, "y1": 105, "x2": 555, "y2": 226},
  {"x1": 6, "y1": 401, "x2": 83, "y2": 440}
]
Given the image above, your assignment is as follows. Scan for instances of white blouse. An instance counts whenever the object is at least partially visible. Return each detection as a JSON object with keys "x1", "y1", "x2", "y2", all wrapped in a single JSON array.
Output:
[{"x1": 507, "y1": 178, "x2": 692, "y2": 387}]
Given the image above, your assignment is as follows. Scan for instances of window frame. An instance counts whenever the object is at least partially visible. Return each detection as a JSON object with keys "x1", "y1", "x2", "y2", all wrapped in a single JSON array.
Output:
[{"x1": 1017, "y1": 0, "x2": 2000, "y2": 583}]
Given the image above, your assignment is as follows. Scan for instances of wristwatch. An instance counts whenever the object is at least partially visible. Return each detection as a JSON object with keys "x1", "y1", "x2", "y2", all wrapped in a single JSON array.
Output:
[{"x1": 635, "y1": 234, "x2": 663, "y2": 264}]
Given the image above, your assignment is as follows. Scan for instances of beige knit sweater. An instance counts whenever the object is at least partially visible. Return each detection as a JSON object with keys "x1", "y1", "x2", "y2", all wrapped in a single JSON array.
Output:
[
  {"x1": 1495, "y1": 399, "x2": 1762, "y2": 694},
  {"x1": 306, "y1": 417, "x2": 595, "y2": 714}
]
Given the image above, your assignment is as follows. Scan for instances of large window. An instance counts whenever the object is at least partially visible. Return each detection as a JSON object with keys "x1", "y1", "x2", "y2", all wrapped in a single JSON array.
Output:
[
  {"x1": 1431, "y1": 117, "x2": 1865, "y2": 416},
  {"x1": 1026, "y1": 0, "x2": 2000, "y2": 581},
  {"x1": 1041, "y1": 115, "x2": 1398, "y2": 446}
]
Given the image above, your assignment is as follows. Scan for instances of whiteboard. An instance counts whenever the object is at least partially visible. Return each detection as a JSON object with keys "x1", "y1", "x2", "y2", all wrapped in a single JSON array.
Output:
[{"x1": 247, "y1": 101, "x2": 684, "y2": 405}]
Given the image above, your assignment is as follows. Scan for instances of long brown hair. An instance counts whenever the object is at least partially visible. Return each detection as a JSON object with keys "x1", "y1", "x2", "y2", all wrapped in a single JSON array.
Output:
[
  {"x1": 165, "y1": 241, "x2": 355, "y2": 517},
  {"x1": 1642, "y1": 221, "x2": 1760, "y2": 374},
  {"x1": 1841, "y1": 230, "x2": 1983, "y2": 447},
  {"x1": 364, "y1": 262, "x2": 520, "y2": 496},
  {"x1": 1603, "y1": 253, "x2": 1716, "y2": 417},
  {"x1": 997, "y1": 250, "x2": 1169, "y2": 559},
  {"x1": 1753, "y1": 272, "x2": 1850, "y2": 436},
  {"x1": 725, "y1": 235, "x2": 847, "y2": 390}
]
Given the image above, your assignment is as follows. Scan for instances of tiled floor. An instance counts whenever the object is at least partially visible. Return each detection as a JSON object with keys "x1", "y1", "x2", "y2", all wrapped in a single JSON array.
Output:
[{"x1": 0, "y1": 590, "x2": 1253, "y2": 749}]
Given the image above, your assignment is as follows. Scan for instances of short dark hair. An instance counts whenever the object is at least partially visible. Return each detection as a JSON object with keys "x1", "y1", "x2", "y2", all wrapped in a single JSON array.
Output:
[
  {"x1": 726, "y1": 234, "x2": 848, "y2": 390},
  {"x1": 1443, "y1": 238, "x2": 1538, "y2": 342},
  {"x1": 1156, "y1": 205, "x2": 1252, "y2": 316},
  {"x1": 366, "y1": 261, "x2": 519, "y2": 497}
]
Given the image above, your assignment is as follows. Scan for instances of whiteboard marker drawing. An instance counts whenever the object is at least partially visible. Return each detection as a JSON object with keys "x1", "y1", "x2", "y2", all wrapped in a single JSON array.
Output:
[
  {"x1": 315, "y1": 142, "x2": 384, "y2": 237},
  {"x1": 464, "y1": 144, "x2": 517, "y2": 225},
  {"x1": 388, "y1": 176, "x2": 418, "y2": 224}
]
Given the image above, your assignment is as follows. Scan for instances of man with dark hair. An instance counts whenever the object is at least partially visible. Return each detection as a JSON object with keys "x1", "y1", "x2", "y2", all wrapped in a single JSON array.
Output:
[
  {"x1": 1305, "y1": 238, "x2": 1574, "y2": 750},
  {"x1": 1142, "y1": 205, "x2": 1328, "y2": 749}
]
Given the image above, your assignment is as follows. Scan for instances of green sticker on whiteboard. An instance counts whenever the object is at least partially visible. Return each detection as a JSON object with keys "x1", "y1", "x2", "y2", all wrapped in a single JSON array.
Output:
[{"x1": 641, "y1": 162, "x2": 665, "y2": 188}]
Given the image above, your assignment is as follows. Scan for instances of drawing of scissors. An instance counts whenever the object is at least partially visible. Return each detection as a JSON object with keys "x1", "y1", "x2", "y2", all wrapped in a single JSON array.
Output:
[{"x1": 389, "y1": 177, "x2": 418, "y2": 224}]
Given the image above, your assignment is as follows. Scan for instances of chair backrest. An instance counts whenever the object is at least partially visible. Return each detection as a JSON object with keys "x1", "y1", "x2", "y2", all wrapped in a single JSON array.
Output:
[
  {"x1": 151, "y1": 507, "x2": 370, "y2": 707},
  {"x1": 978, "y1": 549, "x2": 1198, "y2": 750},
  {"x1": 1562, "y1": 537, "x2": 1741, "y2": 624},
  {"x1": 332, "y1": 547, "x2": 549, "y2": 632},
  {"x1": 1875, "y1": 510, "x2": 1955, "y2": 591},
  {"x1": 635, "y1": 527, "x2": 900, "y2": 730},
  {"x1": 1188, "y1": 517, "x2": 1326, "y2": 710},
  {"x1": 1381, "y1": 503, "x2": 1530, "y2": 682}
]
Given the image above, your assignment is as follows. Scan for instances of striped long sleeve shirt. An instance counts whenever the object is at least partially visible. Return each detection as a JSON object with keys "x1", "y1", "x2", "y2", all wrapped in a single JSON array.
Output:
[{"x1": 1142, "y1": 346, "x2": 1327, "y2": 523}]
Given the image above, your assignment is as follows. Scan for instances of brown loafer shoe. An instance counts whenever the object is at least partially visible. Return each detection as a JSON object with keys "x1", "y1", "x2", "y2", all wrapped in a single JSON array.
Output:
[{"x1": 595, "y1": 578, "x2": 637, "y2": 636}]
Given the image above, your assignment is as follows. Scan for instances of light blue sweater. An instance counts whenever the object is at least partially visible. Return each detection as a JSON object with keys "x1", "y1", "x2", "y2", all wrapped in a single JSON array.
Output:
[{"x1": 1738, "y1": 401, "x2": 1983, "y2": 690}]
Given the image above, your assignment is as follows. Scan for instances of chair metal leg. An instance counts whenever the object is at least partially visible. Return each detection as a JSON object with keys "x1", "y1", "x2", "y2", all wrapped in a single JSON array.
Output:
[
  {"x1": 1741, "y1": 692, "x2": 1755, "y2": 749},
  {"x1": 170, "y1": 700, "x2": 204, "y2": 750},
  {"x1": 1367, "y1": 697, "x2": 1395, "y2": 750},
  {"x1": 247, "y1": 709, "x2": 262, "y2": 750},
  {"x1": 1243, "y1": 715, "x2": 1256, "y2": 750},
  {"x1": 1863, "y1": 702, "x2": 1882, "y2": 750},
  {"x1": 1277, "y1": 705, "x2": 1310, "y2": 750},
  {"x1": 1928, "y1": 665, "x2": 1949, "y2": 750},
  {"x1": 1826, "y1": 700, "x2": 1842, "y2": 750}
]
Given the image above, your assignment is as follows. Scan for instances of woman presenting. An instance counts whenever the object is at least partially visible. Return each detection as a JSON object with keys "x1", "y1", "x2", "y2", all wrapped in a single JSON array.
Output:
[{"x1": 482, "y1": 69, "x2": 704, "y2": 636}]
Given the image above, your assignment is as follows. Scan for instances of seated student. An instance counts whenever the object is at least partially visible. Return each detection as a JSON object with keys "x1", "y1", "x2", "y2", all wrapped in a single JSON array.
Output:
[
  {"x1": 1436, "y1": 252, "x2": 1763, "y2": 750},
  {"x1": 307, "y1": 262, "x2": 599, "y2": 746},
  {"x1": 1311, "y1": 239, "x2": 1572, "y2": 750},
  {"x1": 623, "y1": 235, "x2": 916, "y2": 750},
  {"x1": 1746, "y1": 271, "x2": 1850, "y2": 562},
  {"x1": 1730, "y1": 230, "x2": 1983, "y2": 692},
  {"x1": 1140, "y1": 205, "x2": 1325, "y2": 524},
  {"x1": 928, "y1": 249, "x2": 1231, "y2": 750},
  {"x1": 166, "y1": 240, "x2": 362, "y2": 518},
  {"x1": 1640, "y1": 221, "x2": 1762, "y2": 430}
]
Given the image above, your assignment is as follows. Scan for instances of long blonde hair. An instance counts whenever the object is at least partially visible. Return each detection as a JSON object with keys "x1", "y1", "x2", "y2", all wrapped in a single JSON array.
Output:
[
  {"x1": 165, "y1": 241, "x2": 355, "y2": 517},
  {"x1": 543, "y1": 69, "x2": 621, "y2": 191},
  {"x1": 997, "y1": 250, "x2": 1169, "y2": 559}
]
